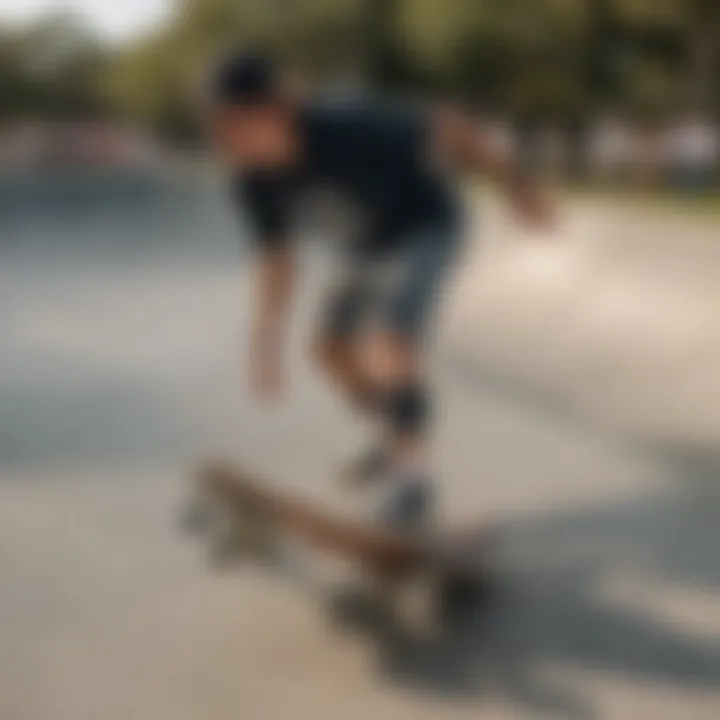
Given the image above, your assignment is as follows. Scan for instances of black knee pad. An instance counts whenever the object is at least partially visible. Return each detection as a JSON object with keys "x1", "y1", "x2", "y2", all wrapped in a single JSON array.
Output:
[{"x1": 385, "y1": 383, "x2": 430, "y2": 435}]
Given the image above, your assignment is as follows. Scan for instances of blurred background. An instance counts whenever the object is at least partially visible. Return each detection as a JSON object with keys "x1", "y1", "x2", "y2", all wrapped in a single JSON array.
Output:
[
  {"x1": 1, "y1": 3, "x2": 720, "y2": 720},
  {"x1": 1, "y1": 0, "x2": 719, "y2": 194}
]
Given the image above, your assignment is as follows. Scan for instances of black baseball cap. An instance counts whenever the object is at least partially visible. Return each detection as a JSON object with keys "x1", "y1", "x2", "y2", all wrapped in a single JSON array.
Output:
[{"x1": 211, "y1": 51, "x2": 280, "y2": 106}]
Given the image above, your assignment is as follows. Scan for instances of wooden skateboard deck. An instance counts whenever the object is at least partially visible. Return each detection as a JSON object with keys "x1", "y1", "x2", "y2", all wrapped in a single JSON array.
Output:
[{"x1": 182, "y1": 460, "x2": 494, "y2": 623}]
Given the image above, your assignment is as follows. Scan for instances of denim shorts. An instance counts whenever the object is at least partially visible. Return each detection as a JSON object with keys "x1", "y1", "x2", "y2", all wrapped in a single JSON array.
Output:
[{"x1": 321, "y1": 222, "x2": 461, "y2": 343}]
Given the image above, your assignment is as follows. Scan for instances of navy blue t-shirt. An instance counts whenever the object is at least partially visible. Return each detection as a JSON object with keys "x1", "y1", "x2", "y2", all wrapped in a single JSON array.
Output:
[{"x1": 234, "y1": 102, "x2": 459, "y2": 255}]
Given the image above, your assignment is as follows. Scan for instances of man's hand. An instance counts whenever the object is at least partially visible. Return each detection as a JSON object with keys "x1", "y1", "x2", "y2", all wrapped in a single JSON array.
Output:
[
  {"x1": 433, "y1": 107, "x2": 557, "y2": 232},
  {"x1": 511, "y1": 184, "x2": 557, "y2": 231}
]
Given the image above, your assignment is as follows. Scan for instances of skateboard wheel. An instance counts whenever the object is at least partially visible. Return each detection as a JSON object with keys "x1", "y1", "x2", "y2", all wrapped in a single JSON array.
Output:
[
  {"x1": 438, "y1": 573, "x2": 490, "y2": 623},
  {"x1": 206, "y1": 500, "x2": 278, "y2": 566},
  {"x1": 207, "y1": 503, "x2": 252, "y2": 565}
]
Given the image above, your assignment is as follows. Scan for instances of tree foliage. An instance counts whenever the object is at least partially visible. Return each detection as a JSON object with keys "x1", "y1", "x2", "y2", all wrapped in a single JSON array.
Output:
[{"x1": 1, "y1": 0, "x2": 718, "y2": 136}]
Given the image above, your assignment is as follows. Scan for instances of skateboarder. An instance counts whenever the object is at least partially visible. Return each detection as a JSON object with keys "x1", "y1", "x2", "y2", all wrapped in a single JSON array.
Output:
[{"x1": 208, "y1": 52, "x2": 553, "y2": 529}]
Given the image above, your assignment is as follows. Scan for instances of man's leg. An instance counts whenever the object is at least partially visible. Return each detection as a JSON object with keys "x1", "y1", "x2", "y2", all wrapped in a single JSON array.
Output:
[
  {"x1": 310, "y1": 266, "x2": 397, "y2": 481},
  {"x1": 312, "y1": 334, "x2": 378, "y2": 417},
  {"x1": 360, "y1": 329, "x2": 425, "y2": 467},
  {"x1": 356, "y1": 327, "x2": 431, "y2": 529},
  {"x1": 312, "y1": 329, "x2": 399, "y2": 483},
  {"x1": 312, "y1": 224, "x2": 458, "y2": 508},
  {"x1": 358, "y1": 224, "x2": 459, "y2": 527}
]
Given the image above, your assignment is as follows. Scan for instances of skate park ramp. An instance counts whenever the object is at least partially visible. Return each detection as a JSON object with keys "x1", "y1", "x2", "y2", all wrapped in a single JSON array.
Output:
[
  {"x1": 445, "y1": 197, "x2": 720, "y2": 447},
  {"x1": 1, "y1": 179, "x2": 720, "y2": 720}
]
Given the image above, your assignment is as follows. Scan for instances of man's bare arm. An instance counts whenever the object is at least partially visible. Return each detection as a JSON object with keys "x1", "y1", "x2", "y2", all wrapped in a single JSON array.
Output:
[
  {"x1": 432, "y1": 107, "x2": 553, "y2": 227},
  {"x1": 251, "y1": 244, "x2": 294, "y2": 396},
  {"x1": 253, "y1": 245, "x2": 293, "y2": 339}
]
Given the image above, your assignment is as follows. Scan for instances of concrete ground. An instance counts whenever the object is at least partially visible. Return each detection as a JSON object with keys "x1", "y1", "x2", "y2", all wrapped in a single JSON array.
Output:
[{"x1": 1, "y1": 180, "x2": 719, "y2": 720}]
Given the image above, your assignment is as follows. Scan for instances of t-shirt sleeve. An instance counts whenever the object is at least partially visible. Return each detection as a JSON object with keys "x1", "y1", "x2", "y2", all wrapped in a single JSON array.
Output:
[{"x1": 233, "y1": 172, "x2": 290, "y2": 251}]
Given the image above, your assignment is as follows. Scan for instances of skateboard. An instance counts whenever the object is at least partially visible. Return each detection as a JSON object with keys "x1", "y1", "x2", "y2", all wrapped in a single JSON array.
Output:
[{"x1": 182, "y1": 460, "x2": 494, "y2": 627}]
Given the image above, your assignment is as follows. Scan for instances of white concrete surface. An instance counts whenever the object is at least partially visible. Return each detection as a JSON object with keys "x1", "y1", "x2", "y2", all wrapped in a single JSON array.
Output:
[{"x1": 1, "y1": 190, "x2": 719, "y2": 720}]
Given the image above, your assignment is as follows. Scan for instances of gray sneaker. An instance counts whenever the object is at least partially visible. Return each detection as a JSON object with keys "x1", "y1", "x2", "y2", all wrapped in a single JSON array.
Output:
[{"x1": 376, "y1": 474, "x2": 435, "y2": 532}]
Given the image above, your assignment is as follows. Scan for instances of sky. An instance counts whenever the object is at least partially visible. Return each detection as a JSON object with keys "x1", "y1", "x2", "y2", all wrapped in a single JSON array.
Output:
[{"x1": 0, "y1": 0, "x2": 172, "y2": 43}]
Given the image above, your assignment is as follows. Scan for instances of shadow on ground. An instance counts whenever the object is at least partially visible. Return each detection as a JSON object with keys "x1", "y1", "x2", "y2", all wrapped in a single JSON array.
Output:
[
  {"x1": 322, "y1": 471, "x2": 720, "y2": 719},
  {"x1": 320, "y1": 366, "x2": 720, "y2": 719}
]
